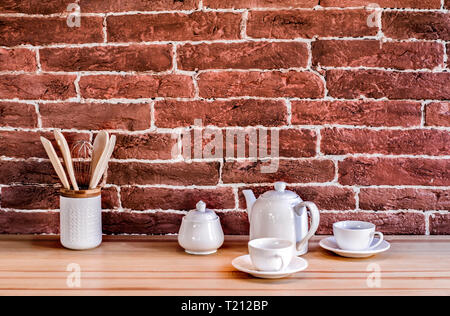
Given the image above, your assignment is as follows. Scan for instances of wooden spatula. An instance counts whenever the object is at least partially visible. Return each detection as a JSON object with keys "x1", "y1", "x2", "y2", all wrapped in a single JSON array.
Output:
[
  {"x1": 89, "y1": 135, "x2": 116, "y2": 189},
  {"x1": 90, "y1": 131, "x2": 109, "y2": 181},
  {"x1": 40, "y1": 136, "x2": 71, "y2": 190},
  {"x1": 54, "y1": 130, "x2": 79, "y2": 191}
]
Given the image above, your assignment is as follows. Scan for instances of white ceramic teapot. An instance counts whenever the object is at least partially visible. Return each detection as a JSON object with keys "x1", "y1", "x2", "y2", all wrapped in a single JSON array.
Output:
[{"x1": 243, "y1": 182, "x2": 320, "y2": 256}]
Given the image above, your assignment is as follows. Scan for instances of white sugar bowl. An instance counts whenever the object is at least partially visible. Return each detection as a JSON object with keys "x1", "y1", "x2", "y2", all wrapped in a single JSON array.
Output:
[{"x1": 178, "y1": 201, "x2": 224, "y2": 255}]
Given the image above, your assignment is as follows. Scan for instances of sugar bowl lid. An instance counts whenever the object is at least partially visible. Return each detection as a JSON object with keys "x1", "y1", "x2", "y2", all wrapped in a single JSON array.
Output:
[
  {"x1": 184, "y1": 201, "x2": 219, "y2": 222},
  {"x1": 260, "y1": 182, "x2": 300, "y2": 201}
]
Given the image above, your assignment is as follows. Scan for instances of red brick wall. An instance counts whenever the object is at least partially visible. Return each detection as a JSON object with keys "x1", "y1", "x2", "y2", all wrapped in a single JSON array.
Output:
[{"x1": 0, "y1": 0, "x2": 449, "y2": 235}]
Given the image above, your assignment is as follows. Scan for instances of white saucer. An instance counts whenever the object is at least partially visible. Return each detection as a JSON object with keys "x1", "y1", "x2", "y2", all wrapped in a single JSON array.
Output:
[
  {"x1": 319, "y1": 236, "x2": 390, "y2": 258},
  {"x1": 232, "y1": 255, "x2": 308, "y2": 279}
]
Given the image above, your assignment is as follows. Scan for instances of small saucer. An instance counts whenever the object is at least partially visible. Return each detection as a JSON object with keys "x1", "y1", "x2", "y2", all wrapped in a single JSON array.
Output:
[
  {"x1": 232, "y1": 255, "x2": 308, "y2": 279},
  {"x1": 319, "y1": 236, "x2": 390, "y2": 258}
]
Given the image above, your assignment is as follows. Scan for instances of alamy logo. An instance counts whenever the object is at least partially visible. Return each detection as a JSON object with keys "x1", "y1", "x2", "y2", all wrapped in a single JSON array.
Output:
[
  {"x1": 366, "y1": 3, "x2": 382, "y2": 28},
  {"x1": 366, "y1": 263, "x2": 382, "y2": 288},
  {"x1": 66, "y1": 263, "x2": 81, "y2": 288},
  {"x1": 67, "y1": 3, "x2": 81, "y2": 28},
  {"x1": 171, "y1": 119, "x2": 280, "y2": 173}
]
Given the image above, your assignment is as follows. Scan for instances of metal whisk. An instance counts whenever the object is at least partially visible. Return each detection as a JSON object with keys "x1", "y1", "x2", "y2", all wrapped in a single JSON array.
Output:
[{"x1": 71, "y1": 140, "x2": 93, "y2": 190}]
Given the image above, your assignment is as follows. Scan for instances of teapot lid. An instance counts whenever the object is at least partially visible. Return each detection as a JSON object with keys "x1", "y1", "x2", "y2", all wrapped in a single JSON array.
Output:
[
  {"x1": 184, "y1": 201, "x2": 219, "y2": 222},
  {"x1": 260, "y1": 182, "x2": 300, "y2": 201}
]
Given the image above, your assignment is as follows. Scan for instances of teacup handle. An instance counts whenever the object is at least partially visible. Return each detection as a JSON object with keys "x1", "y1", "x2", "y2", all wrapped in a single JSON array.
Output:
[
  {"x1": 275, "y1": 255, "x2": 289, "y2": 271},
  {"x1": 369, "y1": 232, "x2": 384, "y2": 249},
  {"x1": 294, "y1": 201, "x2": 320, "y2": 253}
]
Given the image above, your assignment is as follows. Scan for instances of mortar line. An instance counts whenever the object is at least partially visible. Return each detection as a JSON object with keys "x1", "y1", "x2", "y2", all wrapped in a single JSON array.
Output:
[
  {"x1": 0, "y1": 124, "x2": 449, "y2": 134},
  {"x1": 0, "y1": 7, "x2": 448, "y2": 18}
]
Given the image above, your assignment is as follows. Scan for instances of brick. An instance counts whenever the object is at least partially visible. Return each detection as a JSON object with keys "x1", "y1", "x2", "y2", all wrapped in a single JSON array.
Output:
[
  {"x1": 113, "y1": 133, "x2": 177, "y2": 160},
  {"x1": 0, "y1": 0, "x2": 70, "y2": 14},
  {"x1": 40, "y1": 103, "x2": 151, "y2": 131},
  {"x1": 0, "y1": 75, "x2": 76, "y2": 100},
  {"x1": 0, "y1": 48, "x2": 36, "y2": 71},
  {"x1": 339, "y1": 157, "x2": 450, "y2": 186},
  {"x1": 178, "y1": 42, "x2": 308, "y2": 70},
  {"x1": 0, "y1": 161, "x2": 59, "y2": 185},
  {"x1": 327, "y1": 70, "x2": 450, "y2": 100},
  {"x1": 291, "y1": 100, "x2": 421, "y2": 127},
  {"x1": 1, "y1": 186, "x2": 59, "y2": 210},
  {"x1": 312, "y1": 40, "x2": 444, "y2": 70},
  {"x1": 198, "y1": 71, "x2": 324, "y2": 98},
  {"x1": 247, "y1": 10, "x2": 377, "y2": 39},
  {"x1": 222, "y1": 159, "x2": 335, "y2": 184},
  {"x1": 102, "y1": 211, "x2": 183, "y2": 235},
  {"x1": 320, "y1": 0, "x2": 441, "y2": 8},
  {"x1": 203, "y1": 0, "x2": 317, "y2": 8},
  {"x1": 0, "y1": 102, "x2": 38, "y2": 128},
  {"x1": 382, "y1": 12, "x2": 450, "y2": 40},
  {"x1": 108, "y1": 162, "x2": 220, "y2": 186},
  {"x1": 121, "y1": 187, "x2": 235, "y2": 210},
  {"x1": 1, "y1": 185, "x2": 118, "y2": 210},
  {"x1": 81, "y1": 0, "x2": 199, "y2": 12},
  {"x1": 155, "y1": 99, "x2": 287, "y2": 128},
  {"x1": 107, "y1": 12, "x2": 241, "y2": 42},
  {"x1": 0, "y1": 131, "x2": 89, "y2": 159},
  {"x1": 430, "y1": 213, "x2": 450, "y2": 235},
  {"x1": 40, "y1": 45, "x2": 173, "y2": 72},
  {"x1": 217, "y1": 212, "x2": 249, "y2": 235},
  {"x1": 101, "y1": 187, "x2": 120, "y2": 210},
  {"x1": 317, "y1": 212, "x2": 426, "y2": 235},
  {"x1": 0, "y1": 210, "x2": 59, "y2": 234},
  {"x1": 426, "y1": 102, "x2": 450, "y2": 127},
  {"x1": 0, "y1": 17, "x2": 103, "y2": 46},
  {"x1": 321, "y1": 128, "x2": 450, "y2": 156},
  {"x1": 360, "y1": 188, "x2": 450, "y2": 211},
  {"x1": 238, "y1": 186, "x2": 356, "y2": 210},
  {"x1": 182, "y1": 128, "x2": 317, "y2": 159},
  {"x1": 273, "y1": 129, "x2": 317, "y2": 158},
  {"x1": 79, "y1": 75, "x2": 194, "y2": 99}
]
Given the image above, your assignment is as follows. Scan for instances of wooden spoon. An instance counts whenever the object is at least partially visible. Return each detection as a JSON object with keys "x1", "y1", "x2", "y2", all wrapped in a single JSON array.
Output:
[
  {"x1": 54, "y1": 130, "x2": 79, "y2": 191},
  {"x1": 89, "y1": 135, "x2": 116, "y2": 189},
  {"x1": 40, "y1": 137, "x2": 70, "y2": 190},
  {"x1": 90, "y1": 131, "x2": 109, "y2": 181}
]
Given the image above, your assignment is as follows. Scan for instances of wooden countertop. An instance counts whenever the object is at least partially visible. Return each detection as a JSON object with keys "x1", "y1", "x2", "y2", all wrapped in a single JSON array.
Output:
[{"x1": 0, "y1": 235, "x2": 449, "y2": 296}]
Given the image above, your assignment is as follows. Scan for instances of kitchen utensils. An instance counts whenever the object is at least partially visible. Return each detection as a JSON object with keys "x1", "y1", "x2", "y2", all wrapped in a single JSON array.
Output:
[
  {"x1": 232, "y1": 255, "x2": 308, "y2": 279},
  {"x1": 249, "y1": 238, "x2": 294, "y2": 272},
  {"x1": 54, "y1": 130, "x2": 79, "y2": 191},
  {"x1": 319, "y1": 236, "x2": 390, "y2": 258},
  {"x1": 71, "y1": 140, "x2": 93, "y2": 189},
  {"x1": 333, "y1": 221, "x2": 384, "y2": 251},
  {"x1": 40, "y1": 137, "x2": 70, "y2": 190},
  {"x1": 40, "y1": 130, "x2": 115, "y2": 191},
  {"x1": 243, "y1": 182, "x2": 320, "y2": 256},
  {"x1": 90, "y1": 131, "x2": 109, "y2": 183},
  {"x1": 89, "y1": 135, "x2": 116, "y2": 189},
  {"x1": 39, "y1": 130, "x2": 116, "y2": 251},
  {"x1": 178, "y1": 201, "x2": 224, "y2": 255}
]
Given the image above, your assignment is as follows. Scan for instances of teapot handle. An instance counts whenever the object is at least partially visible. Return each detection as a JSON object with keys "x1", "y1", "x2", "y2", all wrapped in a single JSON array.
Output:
[{"x1": 294, "y1": 201, "x2": 320, "y2": 253}]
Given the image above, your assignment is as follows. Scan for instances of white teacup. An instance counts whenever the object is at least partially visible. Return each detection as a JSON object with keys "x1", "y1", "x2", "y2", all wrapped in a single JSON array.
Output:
[
  {"x1": 248, "y1": 238, "x2": 294, "y2": 272},
  {"x1": 333, "y1": 221, "x2": 384, "y2": 251}
]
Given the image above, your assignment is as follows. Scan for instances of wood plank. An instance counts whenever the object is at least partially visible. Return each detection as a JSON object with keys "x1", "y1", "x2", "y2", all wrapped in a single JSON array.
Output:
[{"x1": 0, "y1": 235, "x2": 448, "y2": 295}]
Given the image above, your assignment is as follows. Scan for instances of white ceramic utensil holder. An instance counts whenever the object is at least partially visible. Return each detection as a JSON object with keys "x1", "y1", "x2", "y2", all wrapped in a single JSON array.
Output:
[{"x1": 60, "y1": 188, "x2": 102, "y2": 250}]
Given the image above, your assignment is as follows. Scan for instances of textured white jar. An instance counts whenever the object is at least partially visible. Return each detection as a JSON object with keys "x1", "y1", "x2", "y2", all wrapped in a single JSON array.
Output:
[{"x1": 60, "y1": 188, "x2": 102, "y2": 250}]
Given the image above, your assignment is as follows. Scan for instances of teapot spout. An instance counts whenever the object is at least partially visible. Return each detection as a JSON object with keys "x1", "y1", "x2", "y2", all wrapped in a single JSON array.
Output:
[{"x1": 242, "y1": 190, "x2": 256, "y2": 221}]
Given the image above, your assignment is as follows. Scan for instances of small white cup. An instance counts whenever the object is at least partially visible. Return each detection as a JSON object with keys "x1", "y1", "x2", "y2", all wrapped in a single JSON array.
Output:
[
  {"x1": 333, "y1": 221, "x2": 384, "y2": 251},
  {"x1": 248, "y1": 238, "x2": 294, "y2": 272}
]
